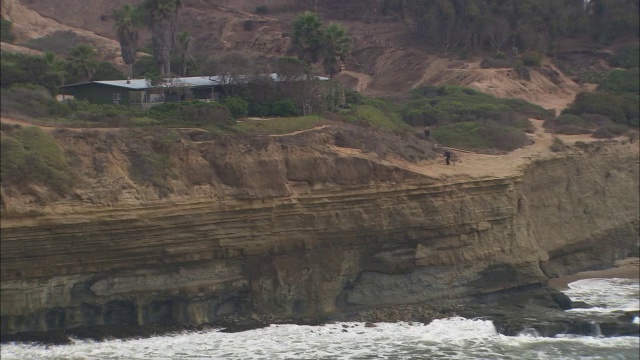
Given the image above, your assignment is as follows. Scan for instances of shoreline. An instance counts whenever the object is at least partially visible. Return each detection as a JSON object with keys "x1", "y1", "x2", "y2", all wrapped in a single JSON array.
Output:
[{"x1": 548, "y1": 258, "x2": 640, "y2": 291}]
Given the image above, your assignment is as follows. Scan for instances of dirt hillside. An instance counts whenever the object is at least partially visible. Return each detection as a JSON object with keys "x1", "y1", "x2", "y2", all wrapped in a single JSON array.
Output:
[{"x1": 2, "y1": 0, "x2": 604, "y2": 110}]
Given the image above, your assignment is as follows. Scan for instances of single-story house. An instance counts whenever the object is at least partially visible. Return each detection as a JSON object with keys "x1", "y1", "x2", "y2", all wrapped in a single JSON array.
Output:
[{"x1": 59, "y1": 73, "x2": 330, "y2": 108}]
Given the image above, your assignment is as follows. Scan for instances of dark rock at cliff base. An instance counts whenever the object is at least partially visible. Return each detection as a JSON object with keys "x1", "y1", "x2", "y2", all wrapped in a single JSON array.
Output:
[
  {"x1": 570, "y1": 301, "x2": 593, "y2": 309},
  {"x1": 456, "y1": 286, "x2": 639, "y2": 338},
  {"x1": 492, "y1": 312, "x2": 640, "y2": 338},
  {"x1": 1, "y1": 330, "x2": 72, "y2": 345}
]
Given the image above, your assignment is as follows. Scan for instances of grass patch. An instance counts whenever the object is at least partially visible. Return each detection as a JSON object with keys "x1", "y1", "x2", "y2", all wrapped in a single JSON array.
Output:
[
  {"x1": 431, "y1": 120, "x2": 530, "y2": 152},
  {"x1": 563, "y1": 92, "x2": 639, "y2": 127},
  {"x1": 598, "y1": 67, "x2": 639, "y2": 93},
  {"x1": 1, "y1": 126, "x2": 75, "y2": 194},
  {"x1": 1, "y1": 86, "x2": 72, "y2": 118},
  {"x1": 608, "y1": 44, "x2": 640, "y2": 69},
  {"x1": 235, "y1": 115, "x2": 324, "y2": 135},
  {"x1": 127, "y1": 149, "x2": 173, "y2": 197}
]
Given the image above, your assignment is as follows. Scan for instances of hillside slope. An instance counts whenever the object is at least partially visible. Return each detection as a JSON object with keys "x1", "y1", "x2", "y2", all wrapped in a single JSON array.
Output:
[{"x1": 2, "y1": 0, "x2": 601, "y2": 110}]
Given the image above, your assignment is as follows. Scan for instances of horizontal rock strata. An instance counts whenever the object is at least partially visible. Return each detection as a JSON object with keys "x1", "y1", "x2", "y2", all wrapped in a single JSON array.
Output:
[{"x1": 1, "y1": 129, "x2": 638, "y2": 335}]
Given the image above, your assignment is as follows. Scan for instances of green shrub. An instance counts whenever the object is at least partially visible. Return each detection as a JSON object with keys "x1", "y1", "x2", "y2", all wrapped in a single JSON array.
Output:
[
  {"x1": 222, "y1": 96, "x2": 249, "y2": 118},
  {"x1": 133, "y1": 55, "x2": 161, "y2": 78},
  {"x1": 255, "y1": 5, "x2": 268, "y2": 14},
  {"x1": 1, "y1": 86, "x2": 72, "y2": 118},
  {"x1": 598, "y1": 68, "x2": 639, "y2": 93},
  {"x1": 127, "y1": 149, "x2": 172, "y2": 196},
  {"x1": 556, "y1": 126, "x2": 592, "y2": 135},
  {"x1": 564, "y1": 92, "x2": 638, "y2": 125},
  {"x1": 554, "y1": 114, "x2": 586, "y2": 126},
  {"x1": 269, "y1": 99, "x2": 300, "y2": 117},
  {"x1": 402, "y1": 86, "x2": 551, "y2": 129},
  {"x1": 513, "y1": 61, "x2": 531, "y2": 80},
  {"x1": 247, "y1": 99, "x2": 301, "y2": 117},
  {"x1": 602, "y1": 122, "x2": 629, "y2": 136},
  {"x1": 148, "y1": 101, "x2": 234, "y2": 126},
  {"x1": 521, "y1": 52, "x2": 543, "y2": 67},
  {"x1": 94, "y1": 61, "x2": 126, "y2": 81},
  {"x1": 592, "y1": 127, "x2": 615, "y2": 139},
  {"x1": 344, "y1": 88, "x2": 365, "y2": 105},
  {"x1": 1, "y1": 127, "x2": 75, "y2": 193},
  {"x1": 1, "y1": 18, "x2": 16, "y2": 44},
  {"x1": 1, "y1": 52, "x2": 62, "y2": 93},
  {"x1": 0, "y1": 136, "x2": 26, "y2": 182},
  {"x1": 493, "y1": 52, "x2": 509, "y2": 60},
  {"x1": 480, "y1": 57, "x2": 512, "y2": 69},
  {"x1": 608, "y1": 44, "x2": 640, "y2": 69},
  {"x1": 550, "y1": 137, "x2": 566, "y2": 152},
  {"x1": 431, "y1": 121, "x2": 530, "y2": 151}
]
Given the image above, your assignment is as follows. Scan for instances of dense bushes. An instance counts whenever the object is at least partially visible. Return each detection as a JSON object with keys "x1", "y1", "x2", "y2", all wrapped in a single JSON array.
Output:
[
  {"x1": 401, "y1": 86, "x2": 550, "y2": 127},
  {"x1": 431, "y1": 121, "x2": 530, "y2": 152},
  {"x1": 399, "y1": 85, "x2": 550, "y2": 151},
  {"x1": 608, "y1": 44, "x2": 640, "y2": 69},
  {"x1": 564, "y1": 92, "x2": 639, "y2": 126},
  {"x1": 1, "y1": 53, "x2": 62, "y2": 93},
  {"x1": 1, "y1": 18, "x2": 16, "y2": 44},
  {"x1": 222, "y1": 96, "x2": 249, "y2": 118},
  {"x1": 598, "y1": 67, "x2": 639, "y2": 94},
  {"x1": 248, "y1": 99, "x2": 301, "y2": 117},
  {"x1": 147, "y1": 101, "x2": 234, "y2": 126},
  {"x1": 521, "y1": 52, "x2": 543, "y2": 67},
  {"x1": 0, "y1": 126, "x2": 75, "y2": 193},
  {"x1": 1, "y1": 86, "x2": 72, "y2": 118},
  {"x1": 553, "y1": 44, "x2": 640, "y2": 136}
]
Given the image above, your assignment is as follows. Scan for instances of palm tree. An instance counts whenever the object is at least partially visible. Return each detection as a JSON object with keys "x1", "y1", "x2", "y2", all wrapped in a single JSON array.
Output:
[
  {"x1": 322, "y1": 23, "x2": 352, "y2": 78},
  {"x1": 67, "y1": 44, "x2": 97, "y2": 82},
  {"x1": 292, "y1": 11, "x2": 324, "y2": 64},
  {"x1": 176, "y1": 30, "x2": 193, "y2": 76},
  {"x1": 43, "y1": 51, "x2": 68, "y2": 94},
  {"x1": 113, "y1": 4, "x2": 143, "y2": 79},
  {"x1": 143, "y1": 0, "x2": 182, "y2": 76}
]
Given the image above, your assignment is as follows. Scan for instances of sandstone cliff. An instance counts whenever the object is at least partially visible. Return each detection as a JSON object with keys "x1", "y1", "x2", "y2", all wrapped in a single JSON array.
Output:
[{"x1": 1, "y1": 123, "x2": 638, "y2": 334}]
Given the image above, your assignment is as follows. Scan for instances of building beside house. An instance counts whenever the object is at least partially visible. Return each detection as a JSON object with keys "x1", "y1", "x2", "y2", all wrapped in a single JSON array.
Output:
[{"x1": 59, "y1": 74, "x2": 330, "y2": 108}]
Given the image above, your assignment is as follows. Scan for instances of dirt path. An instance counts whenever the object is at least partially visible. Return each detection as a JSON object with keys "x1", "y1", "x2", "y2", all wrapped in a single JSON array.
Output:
[
  {"x1": 0, "y1": 117, "x2": 210, "y2": 133},
  {"x1": 330, "y1": 118, "x2": 607, "y2": 180},
  {"x1": 340, "y1": 70, "x2": 373, "y2": 93},
  {"x1": 0, "y1": 116, "x2": 619, "y2": 182}
]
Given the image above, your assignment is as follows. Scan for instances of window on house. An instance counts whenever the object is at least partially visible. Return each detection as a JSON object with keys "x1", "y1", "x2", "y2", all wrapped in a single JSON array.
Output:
[
  {"x1": 113, "y1": 100, "x2": 120, "y2": 106},
  {"x1": 113, "y1": 93, "x2": 121, "y2": 100}
]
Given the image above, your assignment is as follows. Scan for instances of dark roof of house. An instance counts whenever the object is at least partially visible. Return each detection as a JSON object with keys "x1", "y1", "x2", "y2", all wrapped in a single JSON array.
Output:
[{"x1": 60, "y1": 74, "x2": 330, "y2": 90}]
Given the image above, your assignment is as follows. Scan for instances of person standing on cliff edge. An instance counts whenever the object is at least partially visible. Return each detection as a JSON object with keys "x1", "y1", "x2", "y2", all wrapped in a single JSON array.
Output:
[
  {"x1": 424, "y1": 127, "x2": 430, "y2": 141},
  {"x1": 443, "y1": 148, "x2": 452, "y2": 165}
]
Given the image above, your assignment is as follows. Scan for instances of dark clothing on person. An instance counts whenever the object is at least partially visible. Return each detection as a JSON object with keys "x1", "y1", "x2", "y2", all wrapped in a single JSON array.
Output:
[
  {"x1": 424, "y1": 129, "x2": 430, "y2": 140},
  {"x1": 444, "y1": 150, "x2": 451, "y2": 165}
]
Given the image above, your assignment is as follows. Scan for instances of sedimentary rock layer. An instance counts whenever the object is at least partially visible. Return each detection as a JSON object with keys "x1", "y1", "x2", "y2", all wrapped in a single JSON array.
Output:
[{"x1": 1, "y1": 129, "x2": 638, "y2": 334}]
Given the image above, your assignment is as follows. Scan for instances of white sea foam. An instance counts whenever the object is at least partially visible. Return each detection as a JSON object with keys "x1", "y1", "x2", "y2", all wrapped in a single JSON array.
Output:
[
  {"x1": 564, "y1": 278, "x2": 640, "y2": 313},
  {"x1": 2, "y1": 279, "x2": 639, "y2": 360}
]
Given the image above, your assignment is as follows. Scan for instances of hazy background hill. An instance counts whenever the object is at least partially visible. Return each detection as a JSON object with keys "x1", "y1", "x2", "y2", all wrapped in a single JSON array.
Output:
[{"x1": 2, "y1": 0, "x2": 637, "y2": 111}]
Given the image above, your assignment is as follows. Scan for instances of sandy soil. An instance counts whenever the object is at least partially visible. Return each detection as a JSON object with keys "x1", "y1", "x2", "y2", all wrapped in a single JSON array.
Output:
[
  {"x1": 328, "y1": 117, "x2": 605, "y2": 181},
  {"x1": 548, "y1": 258, "x2": 640, "y2": 290}
]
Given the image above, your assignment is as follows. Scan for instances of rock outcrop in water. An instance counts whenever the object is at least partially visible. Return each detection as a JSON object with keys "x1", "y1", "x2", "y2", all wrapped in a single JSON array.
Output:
[{"x1": 1, "y1": 125, "x2": 638, "y2": 338}]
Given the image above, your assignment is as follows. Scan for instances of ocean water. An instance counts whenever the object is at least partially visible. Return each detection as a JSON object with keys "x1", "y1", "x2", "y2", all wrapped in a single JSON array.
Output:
[{"x1": 2, "y1": 278, "x2": 638, "y2": 360}]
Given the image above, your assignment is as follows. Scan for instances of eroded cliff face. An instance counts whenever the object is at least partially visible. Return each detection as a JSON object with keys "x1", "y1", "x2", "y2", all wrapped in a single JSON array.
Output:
[{"x1": 1, "y1": 126, "x2": 638, "y2": 334}]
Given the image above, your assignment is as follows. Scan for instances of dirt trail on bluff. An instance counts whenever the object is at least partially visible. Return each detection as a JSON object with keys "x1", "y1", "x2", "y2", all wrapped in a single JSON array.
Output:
[
  {"x1": 0, "y1": 115, "x2": 617, "y2": 185},
  {"x1": 328, "y1": 118, "x2": 607, "y2": 181}
]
